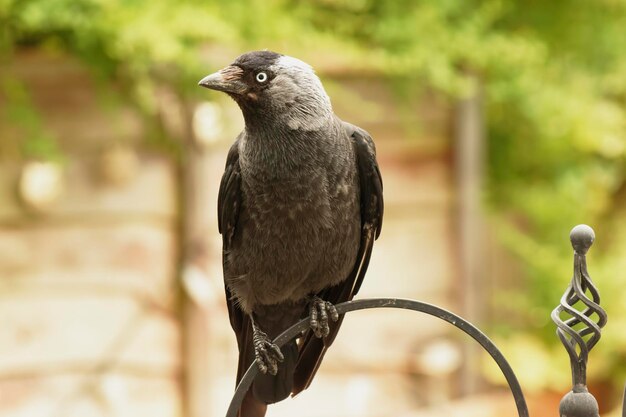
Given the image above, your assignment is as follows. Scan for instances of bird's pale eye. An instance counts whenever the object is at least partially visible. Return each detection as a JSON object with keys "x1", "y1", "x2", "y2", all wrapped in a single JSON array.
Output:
[{"x1": 255, "y1": 72, "x2": 268, "y2": 83}]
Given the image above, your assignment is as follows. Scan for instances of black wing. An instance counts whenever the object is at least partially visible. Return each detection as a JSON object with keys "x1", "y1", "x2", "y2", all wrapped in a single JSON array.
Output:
[
  {"x1": 293, "y1": 124, "x2": 384, "y2": 394},
  {"x1": 217, "y1": 137, "x2": 249, "y2": 374},
  {"x1": 218, "y1": 136, "x2": 242, "y2": 252},
  {"x1": 219, "y1": 138, "x2": 268, "y2": 417},
  {"x1": 218, "y1": 135, "x2": 245, "y2": 334}
]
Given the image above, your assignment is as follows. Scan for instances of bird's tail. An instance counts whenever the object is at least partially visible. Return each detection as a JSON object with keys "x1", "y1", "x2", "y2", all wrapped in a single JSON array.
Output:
[
  {"x1": 239, "y1": 390, "x2": 266, "y2": 417},
  {"x1": 236, "y1": 316, "x2": 266, "y2": 417},
  {"x1": 251, "y1": 340, "x2": 298, "y2": 403},
  {"x1": 236, "y1": 318, "x2": 298, "y2": 417}
]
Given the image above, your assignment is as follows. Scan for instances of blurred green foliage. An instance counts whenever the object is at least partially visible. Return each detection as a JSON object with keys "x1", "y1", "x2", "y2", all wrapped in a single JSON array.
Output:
[{"x1": 1, "y1": 0, "x2": 625, "y2": 392}]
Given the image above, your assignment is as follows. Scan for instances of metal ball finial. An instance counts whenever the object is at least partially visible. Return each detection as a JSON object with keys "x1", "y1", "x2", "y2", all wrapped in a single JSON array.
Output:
[
  {"x1": 559, "y1": 390, "x2": 600, "y2": 417},
  {"x1": 570, "y1": 224, "x2": 595, "y2": 255}
]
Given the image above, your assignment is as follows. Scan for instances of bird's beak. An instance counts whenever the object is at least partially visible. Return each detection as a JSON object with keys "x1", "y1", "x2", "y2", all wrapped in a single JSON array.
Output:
[{"x1": 198, "y1": 65, "x2": 247, "y2": 94}]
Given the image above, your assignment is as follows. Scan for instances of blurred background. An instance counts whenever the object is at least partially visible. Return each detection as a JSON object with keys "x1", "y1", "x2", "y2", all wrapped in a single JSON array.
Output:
[{"x1": 1, "y1": 0, "x2": 626, "y2": 416}]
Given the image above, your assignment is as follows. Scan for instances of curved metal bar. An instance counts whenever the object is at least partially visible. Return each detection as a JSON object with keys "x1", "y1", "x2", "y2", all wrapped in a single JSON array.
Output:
[{"x1": 226, "y1": 297, "x2": 529, "y2": 417}]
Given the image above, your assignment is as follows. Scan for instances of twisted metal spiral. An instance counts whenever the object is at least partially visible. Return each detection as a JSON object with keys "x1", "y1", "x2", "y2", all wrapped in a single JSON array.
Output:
[{"x1": 551, "y1": 225, "x2": 607, "y2": 394}]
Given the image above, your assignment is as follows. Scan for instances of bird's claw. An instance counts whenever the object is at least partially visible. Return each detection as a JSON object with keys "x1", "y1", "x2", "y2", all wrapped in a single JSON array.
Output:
[
  {"x1": 309, "y1": 296, "x2": 339, "y2": 338},
  {"x1": 252, "y1": 326, "x2": 284, "y2": 375}
]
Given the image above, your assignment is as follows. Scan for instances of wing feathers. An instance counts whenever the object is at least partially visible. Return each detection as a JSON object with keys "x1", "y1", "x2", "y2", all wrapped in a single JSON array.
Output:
[{"x1": 218, "y1": 138, "x2": 242, "y2": 248}]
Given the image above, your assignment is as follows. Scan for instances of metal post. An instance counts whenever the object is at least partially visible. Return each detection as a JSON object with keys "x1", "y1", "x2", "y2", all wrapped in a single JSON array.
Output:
[{"x1": 551, "y1": 225, "x2": 608, "y2": 417}]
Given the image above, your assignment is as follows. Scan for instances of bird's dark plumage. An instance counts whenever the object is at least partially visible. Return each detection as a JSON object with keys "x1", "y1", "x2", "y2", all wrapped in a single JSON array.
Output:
[{"x1": 200, "y1": 51, "x2": 383, "y2": 417}]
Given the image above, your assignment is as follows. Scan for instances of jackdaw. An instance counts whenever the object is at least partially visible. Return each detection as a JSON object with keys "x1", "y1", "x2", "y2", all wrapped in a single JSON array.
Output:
[{"x1": 198, "y1": 51, "x2": 383, "y2": 417}]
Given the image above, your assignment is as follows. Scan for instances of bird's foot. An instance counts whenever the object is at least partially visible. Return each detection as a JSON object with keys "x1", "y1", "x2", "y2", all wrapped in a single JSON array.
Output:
[
  {"x1": 308, "y1": 296, "x2": 339, "y2": 338},
  {"x1": 251, "y1": 322, "x2": 284, "y2": 375}
]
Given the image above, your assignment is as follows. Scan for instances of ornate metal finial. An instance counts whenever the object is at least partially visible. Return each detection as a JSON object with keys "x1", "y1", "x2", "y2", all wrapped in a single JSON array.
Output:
[{"x1": 552, "y1": 225, "x2": 607, "y2": 417}]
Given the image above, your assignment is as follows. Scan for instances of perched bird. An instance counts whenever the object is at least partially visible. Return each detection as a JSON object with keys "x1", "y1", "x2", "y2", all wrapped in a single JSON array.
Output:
[{"x1": 199, "y1": 51, "x2": 383, "y2": 417}]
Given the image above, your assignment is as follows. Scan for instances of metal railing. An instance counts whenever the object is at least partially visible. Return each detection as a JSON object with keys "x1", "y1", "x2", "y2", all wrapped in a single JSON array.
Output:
[{"x1": 225, "y1": 225, "x2": 625, "y2": 417}]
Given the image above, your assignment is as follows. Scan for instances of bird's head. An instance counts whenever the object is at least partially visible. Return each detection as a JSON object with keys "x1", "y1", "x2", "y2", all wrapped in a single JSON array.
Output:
[{"x1": 198, "y1": 51, "x2": 333, "y2": 131}]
